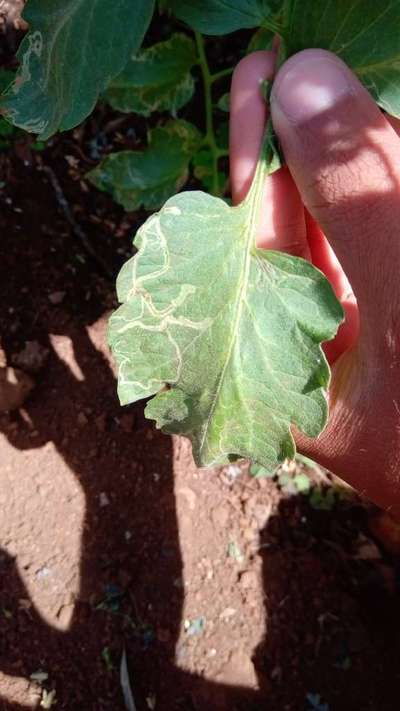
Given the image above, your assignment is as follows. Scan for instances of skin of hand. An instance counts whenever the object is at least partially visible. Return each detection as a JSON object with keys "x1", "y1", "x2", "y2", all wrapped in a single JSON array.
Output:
[{"x1": 230, "y1": 49, "x2": 400, "y2": 518}]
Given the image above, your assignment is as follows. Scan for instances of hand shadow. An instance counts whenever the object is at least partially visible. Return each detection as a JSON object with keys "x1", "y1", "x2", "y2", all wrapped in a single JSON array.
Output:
[
  {"x1": 0, "y1": 317, "x2": 264, "y2": 710},
  {"x1": 0, "y1": 144, "x2": 265, "y2": 709},
  {"x1": 0, "y1": 320, "x2": 182, "y2": 710},
  {"x1": 254, "y1": 493, "x2": 400, "y2": 711}
]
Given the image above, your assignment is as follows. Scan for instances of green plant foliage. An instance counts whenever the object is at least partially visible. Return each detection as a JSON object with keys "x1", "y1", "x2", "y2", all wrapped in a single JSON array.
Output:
[
  {"x1": 215, "y1": 121, "x2": 229, "y2": 151},
  {"x1": 309, "y1": 487, "x2": 337, "y2": 511},
  {"x1": 1, "y1": 0, "x2": 155, "y2": 139},
  {"x1": 249, "y1": 463, "x2": 276, "y2": 477},
  {"x1": 87, "y1": 120, "x2": 201, "y2": 211},
  {"x1": 0, "y1": 70, "x2": 15, "y2": 95},
  {"x1": 282, "y1": 0, "x2": 400, "y2": 117},
  {"x1": 31, "y1": 140, "x2": 47, "y2": 152},
  {"x1": 247, "y1": 26, "x2": 274, "y2": 52},
  {"x1": 169, "y1": 0, "x2": 281, "y2": 34},
  {"x1": 0, "y1": 73, "x2": 15, "y2": 145},
  {"x1": 3, "y1": 0, "x2": 397, "y2": 470},
  {"x1": 192, "y1": 148, "x2": 213, "y2": 190},
  {"x1": 107, "y1": 1, "x2": 400, "y2": 467},
  {"x1": 192, "y1": 148, "x2": 226, "y2": 193},
  {"x1": 105, "y1": 34, "x2": 197, "y2": 117},
  {"x1": 216, "y1": 93, "x2": 230, "y2": 112},
  {"x1": 109, "y1": 163, "x2": 343, "y2": 469},
  {"x1": 0, "y1": 118, "x2": 14, "y2": 138},
  {"x1": 0, "y1": 115, "x2": 15, "y2": 151},
  {"x1": 293, "y1": 472, "x2": 311, "y2": 493}
]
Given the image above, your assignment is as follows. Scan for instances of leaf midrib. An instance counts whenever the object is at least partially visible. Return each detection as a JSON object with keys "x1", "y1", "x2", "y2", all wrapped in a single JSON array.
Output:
[
  {"x1": 356, "y1": 54, "x2": 400, "y2": 74},
  {"x1": 198, "y1": 198, "x2": 257, "y2": 457},
  {"x1": 212, "y1": 0, "x2": 262, "y2": 23},
  {"x1": 333, "y1": 2, "x2": 394, "y2": 57},
  {"x1": 43, "y1": 0, "x2": 85, "y2": 89}
]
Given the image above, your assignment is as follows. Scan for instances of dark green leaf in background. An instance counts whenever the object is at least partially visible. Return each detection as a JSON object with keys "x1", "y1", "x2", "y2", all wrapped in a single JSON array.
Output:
[
  {"x1": 247, "y1": 26, "x2": 274, "y2": 53},
  {"x1": 109, "y1": 187, "x2": 343, "y2": 470},
  {"x1": 1, "y1": 0, "x2": 155, "y2": 139},
  {"x1": 192, "y1": 148, "x2": 215, "y2": 191},
  {"x1": 105, "y1": 34, "x2": 197, "y2": 116},
  {"x1": 216, "y1": 92, "x2": 230, "y2": 112},
  {"x1": 0, "y1": 70, "x2": 15, "y2": 95},
  {"x1": 0, "y1": 118, "x2": 14, "y2": 139},
  {"x1": 192, "y1": 148, "x2": 227, "y2": 192},
  {"x1": 282, "y1": 0, "x2": 400, "y2": 117},
  {"x1": 87, "y1": 120, "x2": 202, "y2": 211},
  {"x1": 0, "y1": 72, "x2": 15, "y2": 141},
  {"x1": 169, "y1": 0, "x2": 282, "y2": 34}
]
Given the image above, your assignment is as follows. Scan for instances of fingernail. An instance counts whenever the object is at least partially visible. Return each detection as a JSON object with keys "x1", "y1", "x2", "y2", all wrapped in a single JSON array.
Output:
[{"x1": 272, "y1": 51, "x2": 354, "y2": 124}]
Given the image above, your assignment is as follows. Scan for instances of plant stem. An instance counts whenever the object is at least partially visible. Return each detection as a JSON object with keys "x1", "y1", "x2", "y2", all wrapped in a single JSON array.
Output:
[
  {"x1": 210, "y1": 66, "x2": 233, "y2": 84},
  {"x1": 194, "y1": 31, "x2": 221, "y2": 197},
  {"x1": 243, "y1": 120, "x2": 280, "y2": 242},
  {"x1": 244, "y1": 77, "x2": 281, "y2": 225}
]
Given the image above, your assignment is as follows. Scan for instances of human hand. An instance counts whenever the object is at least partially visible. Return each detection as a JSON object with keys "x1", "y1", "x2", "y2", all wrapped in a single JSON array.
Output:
[{"x1": 230, "y1": 49, "x2": 400, "y2": 517}]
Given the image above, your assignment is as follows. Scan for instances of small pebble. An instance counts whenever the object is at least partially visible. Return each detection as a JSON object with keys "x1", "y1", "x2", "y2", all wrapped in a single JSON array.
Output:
[
  {"x1": 48, "y1": 291, "x2": 66, "y2": 305},
  {"x1": 239, "y1": 570, "x2": 258, "y2": 590},
  {"x1": 77, "y1": 412, "x2": 88, "y2": 426},
  {"x1": 99, "y1": 492, "x2": 110, "y2": 507}
]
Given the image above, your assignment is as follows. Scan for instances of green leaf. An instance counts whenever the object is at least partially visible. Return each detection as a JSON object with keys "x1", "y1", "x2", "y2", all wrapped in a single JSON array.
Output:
[
  {"x1": 192, "y1": 148, "x2": 226, "y2": 193},
  {"x1": 0, "y1": 70, "x2": 15, "y2": 95},
  {"x1": 216, "y1": 120, "x2": 229, "y2": 152},
  {"x1": 109, "y1": 168, "x2": 343, "y2": 469},
  {"x1": 87, "y1": 120, "x2": 202, "y2": 212},
  {"x1": 169, "y1": 0, "x2": 282, "y2": 34},
  {"x1": 227, "y1": 541, "x2": 244, "y2": 561},
  {"x1": 295, "y1": 452, "x2": 319, "y2": 470},
  {"x1": 282, "y1": 0, "x2": 400, "y2": 117},
  {"x1": 105, "y1": 34, "x2": 197, "y2": 117},
  {"x1": 0, "y1": 118, "x2": 14, "y2": 138},
  {"x1": 217, "y1": 92, "x2": 230, "y2": 112},
  {"x1": 192, "y1": 148, "x2": 214, "y2": 191},
  {"x1": 309, "y1": 487, "x2": 336, "y2": 512},
  {"x1": 249, "y1": 463, "x2": 276, "y2": 477},
  {"x1": 1, "y1": 0, "x2": 155, "y2": 139},
  {"x1": 293, "y1": 472, "x2": 311, "y2": 493},
  {"x1": 247, "y1": 27, "x2": 274, "y2": 53},
  {"x1": 31, "y1": 140, "x2": 47, "y2": 152}
]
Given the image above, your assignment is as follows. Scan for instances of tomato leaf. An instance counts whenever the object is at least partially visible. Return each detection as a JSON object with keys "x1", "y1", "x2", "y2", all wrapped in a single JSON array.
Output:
[
  {"x1": 1, "y1": 0, "x2": 155, "y2": 139},
  {"x1": 105, "y1": 34, "x2": 197, "y2": 117},
  {"x1": 192, "y1": 147, "x2": 227, "y2": 193},
  {"x1": 87, "y1": 120, "x2": 202, "y2": 211},
  {"x1": 109, "y1": 161, "x2": 343, "y2": 469},
  {"x1": 169, "y1": 0, "x2": 282, "y2": 34},
  {"x1": 216, "y1": 93, "x2": 230, "y2": 112},
  {"x1": 247, "y1": 27, "x2": 275, "y2": 53},
  {"x1": 282, "y1": 0, "x2": 400, "y2": 117},
  {"x1": 0, "y1": 70, "x2": 15, "y2": 95}
]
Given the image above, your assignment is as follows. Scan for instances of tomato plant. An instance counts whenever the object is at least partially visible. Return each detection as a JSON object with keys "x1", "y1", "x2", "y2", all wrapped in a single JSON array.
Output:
[{"x1": 1, "y1": 0, "x2": 400, "y2": 470}]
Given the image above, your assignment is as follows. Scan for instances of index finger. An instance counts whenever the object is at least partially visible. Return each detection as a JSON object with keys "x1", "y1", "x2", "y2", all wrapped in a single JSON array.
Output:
[{"x1": 230, "y1": 51, "x2": 310, "y2": 257}]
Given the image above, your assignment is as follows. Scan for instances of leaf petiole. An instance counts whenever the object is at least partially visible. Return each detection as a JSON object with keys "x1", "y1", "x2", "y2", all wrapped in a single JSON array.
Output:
[
  {"x1": 242, "y1": 118, "x2": 281, "y2": 241},
  {"x1": 209, "y1": 66, "x2": 234, "y2": 84}
]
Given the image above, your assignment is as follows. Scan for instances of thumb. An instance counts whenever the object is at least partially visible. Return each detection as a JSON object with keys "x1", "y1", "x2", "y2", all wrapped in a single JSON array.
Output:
[{"x1": 271, "y1": 49, "x2": 400, "y2": 351}]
